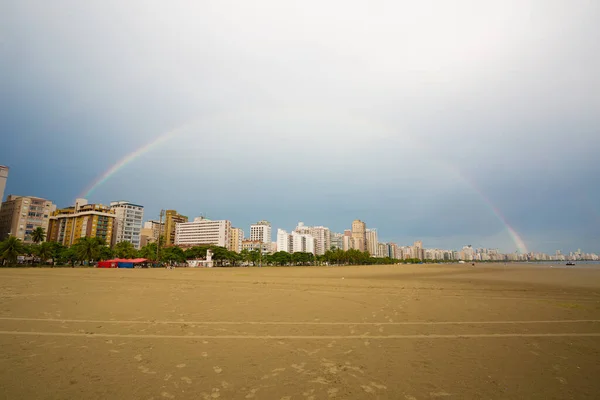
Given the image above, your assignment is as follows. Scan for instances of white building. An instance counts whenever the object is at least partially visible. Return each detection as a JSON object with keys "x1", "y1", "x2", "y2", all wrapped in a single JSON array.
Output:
[
  {"x1": 277, "y1": 229, "x2": 292, "y2": 252},
  {"x1": 277, "y1": 228, "x2": 316, "y2": 254},
  {"x1": 295, "y1": 222, "x2": 330, "y2": 255},
  {"x1": 250, "y1": 220, "x2": 271, "y2": 243},
  {"x1": 110, "y1": 201, "x2": 144, "y2": 249},
  {"x1": 366, "y1": 228, "x2": 378, "y2": 256},
  {"x1": 175, "y1": 217, "x2": 231, "y2": 248}
]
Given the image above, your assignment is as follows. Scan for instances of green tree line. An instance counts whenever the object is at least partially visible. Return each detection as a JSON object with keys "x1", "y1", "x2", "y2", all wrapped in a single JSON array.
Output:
[{"x1": 1, "y1": 229, "x2": 443, "y2": 267}]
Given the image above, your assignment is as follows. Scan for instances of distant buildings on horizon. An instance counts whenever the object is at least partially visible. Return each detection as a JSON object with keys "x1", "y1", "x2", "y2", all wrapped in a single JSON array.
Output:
[{"x1": 0, "y1": 165, "x2": 598, "y2": 261}]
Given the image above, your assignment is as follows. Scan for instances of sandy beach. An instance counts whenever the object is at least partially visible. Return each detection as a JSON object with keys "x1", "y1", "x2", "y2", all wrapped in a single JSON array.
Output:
[{"x1": 1, "y1": 264, "x2": 599, "y2": 399}]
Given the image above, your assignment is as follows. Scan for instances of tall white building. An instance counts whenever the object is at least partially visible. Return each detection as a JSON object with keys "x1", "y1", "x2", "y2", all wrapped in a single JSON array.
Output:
[
  {"x1": 277, "y1": 229, "x2": 292, "y2": 253},
  {"x1": 175, "y1": 217, "x2": 231, "y2": 249},
  {"x1": 295, "y1": 222, "x2": 331, "y2": 255},
  {"x1": 366, "y1": 228, "x2": 378, "y2": 256},
  {"x1": 277, "y1": 229, "x2": 316, "y2": 254},
  {"x1": 250, "y1": 220, "x2": 271, "y2": 243},
  {"x1": 110, "y1": 201, "x2": 144, "y2": 249}
]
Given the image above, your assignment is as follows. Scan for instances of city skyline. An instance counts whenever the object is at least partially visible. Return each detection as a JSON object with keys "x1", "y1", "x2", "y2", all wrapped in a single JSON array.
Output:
[
  {"x1": 2, "y1": 1, "x2": 599, "y2": 254},
  {"x1": 0, "y1": 186, "x2": 598, "y2": 256}
]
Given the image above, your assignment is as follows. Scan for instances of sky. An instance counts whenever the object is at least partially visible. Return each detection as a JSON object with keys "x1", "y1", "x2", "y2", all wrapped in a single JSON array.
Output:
[{"x1": 1, "y1": 0, "x2": 599, "y2": 253}]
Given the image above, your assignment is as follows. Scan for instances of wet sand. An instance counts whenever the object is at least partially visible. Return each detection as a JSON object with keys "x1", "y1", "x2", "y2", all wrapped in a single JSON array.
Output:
[{"x1": 1, "y1": 264, "x2": 599, "y2": 399}]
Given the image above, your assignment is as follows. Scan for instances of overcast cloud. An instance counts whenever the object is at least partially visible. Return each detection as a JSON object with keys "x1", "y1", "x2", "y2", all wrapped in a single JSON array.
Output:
[{"x1": 1, "y1": 0, "x2": 599, "y2": 253}]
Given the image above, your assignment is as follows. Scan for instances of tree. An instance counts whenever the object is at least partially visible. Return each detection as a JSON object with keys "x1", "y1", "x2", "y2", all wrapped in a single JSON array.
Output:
[
  {"x1": 0, "y1": 236, "x2": 25, "y2": 265},
  {"x1": 36, "y1": 242, "x2": 53, "y2": 265},
  {"x1": 139, "y1": 242, "x2": 158, "y2": 261},
  {"x1": 73, "y1": 237, "x2": 105, "y2": 264},
  {"x1": 239, "y1": 249, "x2": 251, "y2": 266},
  {"x1": 31, "y1": 227, "x2": 46, "y2": 244},
  {"x1": 113, "y1": 241, "x2": 138, "y2": 259},
  {"x1": 99, "y1": 246, "x2": 114, "y2": 261},
  {"x1": 162, "y1": 246, "x2": 185, "y2": 265}
]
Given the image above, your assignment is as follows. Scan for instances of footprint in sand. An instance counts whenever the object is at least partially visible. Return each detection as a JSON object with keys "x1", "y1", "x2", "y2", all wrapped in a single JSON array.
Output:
[
  {"x1": 213, "y1": 366, "x2": 223, "y2": 374},
  {"x1": 210, "y1": 388, "x2": 221, "y2": 398},
  {"x1": 181, "y1": 377, "x2": 192, "y2": 384},
  {"x1": 134, "y1": 354, "x2": 143, "y2": 361},
  {"x1": 221, "y1": 381, "x2": 230, "y2": 389},
  {"x1": 370, "y1": 382, "x2": 387, "y2": 390},
  {"x1": 361, "y1": 385, "x2": 375, "y2": 393}
]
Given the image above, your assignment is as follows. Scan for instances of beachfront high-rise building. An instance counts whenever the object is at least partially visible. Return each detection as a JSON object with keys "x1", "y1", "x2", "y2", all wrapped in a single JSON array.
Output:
[
  {"x1": 277, "y1": 229, "x2": 293, "y2": 253},
  {"x1": 330, "y1": 232, "x2": 344, "y2": 250},
  {"x1": 164, "y1": 210, "x2": 188, "y2": 246},
  {"x1": 277, "y1": 228, "x2": 316, "y2": 254},
  {"x1": 413, "y1": 240, "x2": 424, "y2": 259},
  {"x1": 295, "y1": 222, "x2": 331, "y2": 255},
  {"x1": 230, "y1": 227, "x2": 244, "y2": 253},
  {"x1": 351, "y1": 219, "x2": 367, "y2": 252},
  {"x1": 366, "y1": 228, "x2": 378, "y2": 256},
  {"x1": 250, "y1": 220, "x2": 271, "y2": 243},
  {"x1": 110, "y1": 201, "x2": 144, "y2": 249},
  {"x1": 47, "y1": 199, "x2": 116, "y2": 246},
  {"x1": 174, "y1": 217, "x2": 231, "y2": 249},
  {"x1": 0, "y1": 195, "x2": 55, "y2": 244},
  {"x1": 0, "y1": 166, "x2": 8, "y2": 207}
]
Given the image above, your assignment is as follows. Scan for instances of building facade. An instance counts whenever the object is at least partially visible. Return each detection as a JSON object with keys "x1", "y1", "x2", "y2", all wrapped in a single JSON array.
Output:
[
  {"x1": 330, "y1": 232, "x2": 344, "y2": 250},
  {"x1": 241, "y1": 240, "x2": 272, "y2": 254},
  {"x1": 351, "y1": 219, "x2": 367, "y2": 252},
  {"x1": 366, "y1": 228, "x2": 378, "y2": 256},
  {"x1": 110, "y1": 201, "x2": 144, "y2": 249},
  {"x1": 140, "y1": 220, "x2": 164, "y2": 246},
  {"x1": 0, "y1": 195, "x2": 55, "y2": 244},
  {"x1": 174, "y1": 217, "x2": 231, "y2": 249},
  {"x1": 276, "y1": 228, "x2": 316, "y2": 254},
  {"x1": 0, "y1": 166, "x2": 8, "y2": 208},
  {"x1": 47, "y1": 199, "x2": 116, "y2": 246},
  {"x1": 164, "y1": 210, "x2": 188, "y2": 246},
  {"x1": 295, "y1": 222, "x2": 330, "y2": 255},
  {"x1": 229, "y1": 227, "x2": 244, "y2": 253},
  {"x1": 250, "y1": 220, "x2": 271, "y2": 243}
]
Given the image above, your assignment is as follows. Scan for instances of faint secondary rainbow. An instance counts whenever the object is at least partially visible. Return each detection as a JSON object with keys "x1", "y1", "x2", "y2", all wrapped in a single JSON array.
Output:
[{"x1": 79, "y1": 127, "x2": 183, "y2": 199}]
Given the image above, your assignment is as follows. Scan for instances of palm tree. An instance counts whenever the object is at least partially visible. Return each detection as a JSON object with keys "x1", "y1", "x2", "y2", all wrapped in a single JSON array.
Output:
[
  {"x1": 36, "y1": 242, "x2": 53, "y2": 265},
  {"x1": 73, "y1": 237, "x2": 102, "y2": 265},
  {"x1": 0, "y1": 236, "x2": 25, "y2": 265},
  {"x1": 31, "y1": 227, "x2": 46, "y2": 244}
]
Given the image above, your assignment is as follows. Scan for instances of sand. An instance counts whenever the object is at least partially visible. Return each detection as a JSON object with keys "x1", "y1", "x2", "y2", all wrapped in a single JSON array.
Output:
[{"x1": 1, "y1": 264, "x2": 599, "y2": 399}]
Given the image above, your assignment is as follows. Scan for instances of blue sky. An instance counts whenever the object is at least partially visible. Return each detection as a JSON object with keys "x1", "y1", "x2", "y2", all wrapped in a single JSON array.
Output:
[{"x1": 1, "y1": 0, "x2": 599, "y2": 253}]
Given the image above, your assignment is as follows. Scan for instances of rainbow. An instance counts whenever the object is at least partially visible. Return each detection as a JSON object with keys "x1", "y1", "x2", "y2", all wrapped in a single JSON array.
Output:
[
  {"x1": 77, "y1": 112, "x2": 529, "y2": 254},
  {"x1": 461, "y1": 174, "x2": 529, "y2": 254},
  {"x1": 78, "y1": 126, "x2": 185, "y2": 199}
]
